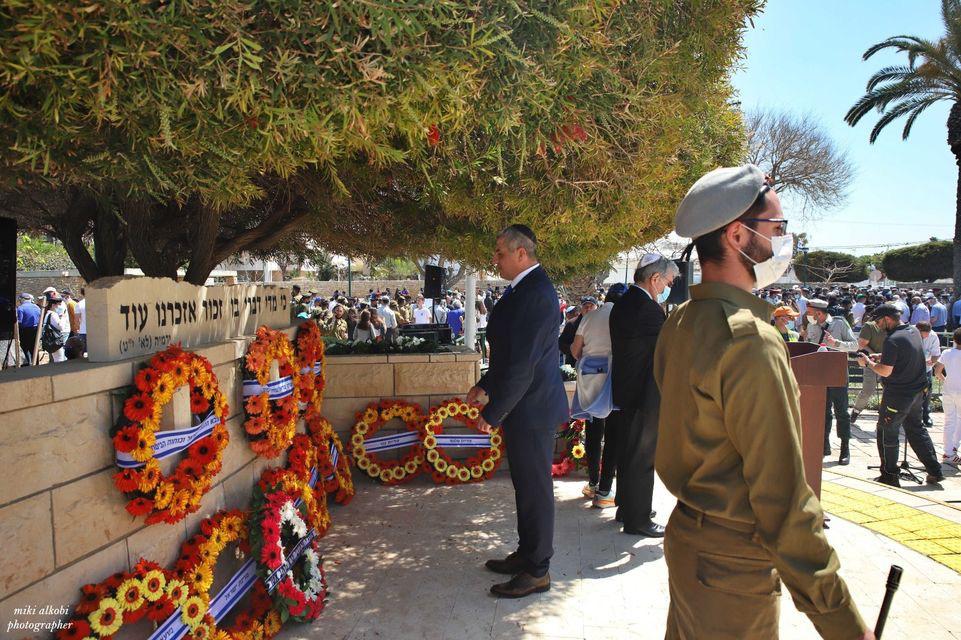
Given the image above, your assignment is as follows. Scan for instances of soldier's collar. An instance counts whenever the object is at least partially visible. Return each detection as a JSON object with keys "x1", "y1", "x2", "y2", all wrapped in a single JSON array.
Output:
[{"x1": 689, "y1": 282, "x2": 774, "y2": 320}]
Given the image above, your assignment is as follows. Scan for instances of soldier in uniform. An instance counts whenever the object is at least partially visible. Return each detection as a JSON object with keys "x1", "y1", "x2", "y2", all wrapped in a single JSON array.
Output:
[{"x1": 653, "y1": 165, "x2": 872, "y2": 640}]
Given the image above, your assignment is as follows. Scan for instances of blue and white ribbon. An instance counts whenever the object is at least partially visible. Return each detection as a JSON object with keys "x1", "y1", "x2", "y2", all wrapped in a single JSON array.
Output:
[
  {"x1": 434, "y1": 434, "x2": 492, "y2": 448},
  {"x1": 362, "y1": 431, "x2": 421, "y2": 453},
  {"x1": 299, "y1": 360, "x2": 323, "y2": 376},
  {"x1": 326, "y1": 443, "x2": 339, "y2": 481},
  {"x1": 116, "y1": 411, "x2": 219, "y2": 469},
  {"x1": 241, "y1": 375, "x2": 294, "y2": 400},
  {"x1": 149, "y1": 466, "x2": 323, "y2": 640}
]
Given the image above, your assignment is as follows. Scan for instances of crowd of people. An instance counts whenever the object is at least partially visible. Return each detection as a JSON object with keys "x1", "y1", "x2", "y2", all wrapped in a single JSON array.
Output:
[{"x1": 9, "y1": 286, "x2": 86, "y2": 366}]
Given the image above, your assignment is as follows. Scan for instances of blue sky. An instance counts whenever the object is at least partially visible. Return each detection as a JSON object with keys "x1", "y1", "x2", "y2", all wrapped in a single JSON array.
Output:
[{"x1": 732, "y1": 0, "x2": 956, "y2": 256}]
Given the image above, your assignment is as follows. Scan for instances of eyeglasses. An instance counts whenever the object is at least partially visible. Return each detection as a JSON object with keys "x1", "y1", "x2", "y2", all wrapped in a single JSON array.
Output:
[{"x1": 741, "y1": 218, "x2": 789, "y2": 234}]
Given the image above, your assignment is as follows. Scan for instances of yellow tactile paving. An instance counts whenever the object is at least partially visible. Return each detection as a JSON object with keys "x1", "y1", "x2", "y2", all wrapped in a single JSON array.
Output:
[{"x1": 821, "y1": 482, "x2": 961, "y2": 575}]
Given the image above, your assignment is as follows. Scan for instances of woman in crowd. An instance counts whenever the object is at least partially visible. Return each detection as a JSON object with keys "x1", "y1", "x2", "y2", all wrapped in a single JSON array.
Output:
[{"x1": 352, "y1": 310, "x2": 381, "y2": 343}]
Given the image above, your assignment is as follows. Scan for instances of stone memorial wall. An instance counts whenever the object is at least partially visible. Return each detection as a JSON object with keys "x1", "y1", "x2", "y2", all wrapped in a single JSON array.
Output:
[{"x1": 85, "y1": 277, "x2": 291, "y2": 362}]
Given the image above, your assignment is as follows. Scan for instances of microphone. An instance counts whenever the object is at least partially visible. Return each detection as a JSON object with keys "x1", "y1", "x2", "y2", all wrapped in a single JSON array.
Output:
[{"x1": 874, "y1": 565, "x2": 902, "y2": 638}]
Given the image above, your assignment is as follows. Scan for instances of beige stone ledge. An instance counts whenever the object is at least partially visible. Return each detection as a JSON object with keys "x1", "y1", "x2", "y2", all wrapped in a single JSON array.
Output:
[
  {"x1": 394, "y1": 362, "x2": 476, "y2": 396},
  {"x1": 50, "y1": 360, "x2": 134, "y2": 402},
  {"x1": 325, "y1": 363, "x2": 394, "y2": 398},
  {"x1": 0, "y1": 367, "x2": 53, "y2": 415},
  {"x1": 52, "y1": 469, "x2": 141, "y2": 566},
  {"x1": 326, "y1": 354, "x2": 390, "y2": 364},
  {"x1": 0, "y1": 392, "x2": 114, "y2": 506},
  {"x1": 192, "y1": 340, "x2": 244, "y2": 368},
  {"x1": 0, "y1": 493, "x2": 54, "y2": 600},
  {"x1": 0, "y1": 540, "x2": 127, "y2": 634},
  {"x1": 428, "y1": 353, "x2": 457, "y2": 362},
  {"x1": 126, "y1": 517, "x2": 186, "y2": 570},
  {"x1": 454, "y1": 351, "x2": 483, "y2": 362},
  {"x1": 386, "y1": 354, "x2": 430, "y2": 363}
]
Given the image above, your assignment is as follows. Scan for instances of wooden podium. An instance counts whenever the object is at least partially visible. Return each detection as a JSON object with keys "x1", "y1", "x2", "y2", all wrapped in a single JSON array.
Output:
[{"x1": 786, "y1": 342, "x2": 848, "y2": 498}]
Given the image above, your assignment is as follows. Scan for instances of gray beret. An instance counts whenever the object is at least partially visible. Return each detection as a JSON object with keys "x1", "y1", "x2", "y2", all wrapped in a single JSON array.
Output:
[
  {"x1": 675, "y1": 164, "x2": 766, "y2": 239},
  {"x1": 807, "y1": 298, "x2": 829, "y2": 310}
]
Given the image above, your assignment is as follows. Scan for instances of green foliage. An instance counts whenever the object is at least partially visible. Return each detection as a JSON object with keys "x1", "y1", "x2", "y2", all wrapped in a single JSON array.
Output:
[
  {"x1": 369, "y1": 258, "x2": 418, "y2": 280},
  {"x1": 16, "y1": 232, "x2": 75, "y2": 271},
  {"x1": 794, "y1": 250, "x2": 867, "y2": 283},
  {"x1": 1, "y1": 0, "x2": 761, "y2": 281},
  {"x1": 881, "y1": 240, "x2": 953, "y2": 282}
]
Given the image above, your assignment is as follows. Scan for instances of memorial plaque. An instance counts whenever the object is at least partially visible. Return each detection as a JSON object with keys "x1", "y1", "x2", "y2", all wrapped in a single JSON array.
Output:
[{"x1": 86, "y1": 277, "x2": 291, "y2": 362}]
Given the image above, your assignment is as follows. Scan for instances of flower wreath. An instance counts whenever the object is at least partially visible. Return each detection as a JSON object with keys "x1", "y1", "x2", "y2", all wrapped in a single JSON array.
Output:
[
  {"x1": 294, "y1": 320, "x2": 327, "y2": 412},
  {"x1": 111, "y1": 345, "x2": 230, "y2": 525},
  {"x1": 243, "y1": 326, "x2": 301, "y2": 458},
  {"x1": 57, "y1": 559, "x2": 207, "y2": 640},
  {"x1": 422, "y1": 399, "x2": 504, "y2": 484},
  {"x1": 172, "y1": 510, "x2": 282, "y2": 640},
  {"x1": 306, "y1": 409, "x2": 354, "y2": 505},
  {"x1": 552, "y1": 419, "x2": 587, "y2": 478},
  {"x1": 258, "y1": 465, "x2": 331, "y2": 538},
  {"x1": 250, "y1": 484, "x2": 328, "y2": 623},
  {"x1": 349, "y1": 399, "x2": 426, "y2": 485}
]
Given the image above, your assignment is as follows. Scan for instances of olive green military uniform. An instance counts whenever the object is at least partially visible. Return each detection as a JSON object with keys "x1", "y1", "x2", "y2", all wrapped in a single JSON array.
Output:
[{"x1": 653, "y1": 283, "x2": 866, "y2": 640}]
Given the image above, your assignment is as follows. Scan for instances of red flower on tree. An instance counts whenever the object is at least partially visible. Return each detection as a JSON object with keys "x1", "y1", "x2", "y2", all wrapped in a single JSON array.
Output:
[{"x1": 427, "y1": 124, "x2": 440, "y2": 146}]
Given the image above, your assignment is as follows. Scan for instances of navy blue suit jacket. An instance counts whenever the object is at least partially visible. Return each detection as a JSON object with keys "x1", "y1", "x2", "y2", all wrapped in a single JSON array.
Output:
[{"x1": 478, "y1": 266, "x2": 569, "y2": 430}]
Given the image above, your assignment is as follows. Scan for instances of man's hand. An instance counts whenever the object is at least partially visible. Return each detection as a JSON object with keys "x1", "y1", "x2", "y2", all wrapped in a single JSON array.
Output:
[
  {"x1": 466, "y1": 385, "x2": 488, "y2": 405},
  {"x1": 857, "y1": 354, "x2": 868, "y2": 368},
  {"x1": 476, "y1": 414, "x2": 494, "y2": 434},
  {"x1": 824, "y1": 332, "x2": 838, "y2": 347},
  {"x1": 858, "y1": 631, "x2": 876, "y2": 640}
]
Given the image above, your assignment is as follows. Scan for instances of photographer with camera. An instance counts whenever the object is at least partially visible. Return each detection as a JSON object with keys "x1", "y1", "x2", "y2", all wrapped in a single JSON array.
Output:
[{"x1": 858, "y1": 304, "x2": 944, "y2": 488}]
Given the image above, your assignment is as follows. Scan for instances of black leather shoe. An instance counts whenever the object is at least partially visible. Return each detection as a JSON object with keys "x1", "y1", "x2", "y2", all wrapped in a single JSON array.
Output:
[
  {"x1": 850, "y1": 410, "x2": 860, "y2": 423},
  {"x1": 823, "y1": 442, "x2": 831, "y2": 457},
  {"x1": 485, "y1": 552, "x2": 527, "y2": 575},
  {"x1": 927, "y1": 473, "x2": 945, "y2": 485},
  {"x1": 490, "y1": 572, "x2": 550, "y2": 598},
  {"x1": 874, "y1": 474, "x2": 900, "y2": 488},
  {"x1": 623, "y1": 521, "x2": 665, "y2": 537},
  {"x1": 839, "y1": 444, "x2": 850, "y2": 466}
]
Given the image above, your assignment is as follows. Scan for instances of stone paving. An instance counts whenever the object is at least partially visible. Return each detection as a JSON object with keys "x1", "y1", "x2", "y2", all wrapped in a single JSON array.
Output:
[{"x1": 274, "y1": 425, "x2": 961, "y2": 640}]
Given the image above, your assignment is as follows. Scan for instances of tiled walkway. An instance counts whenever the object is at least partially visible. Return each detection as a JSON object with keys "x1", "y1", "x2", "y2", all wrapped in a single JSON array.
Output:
[{"x1": 274, "y1": 464, "x2": 961, "y2": 639}]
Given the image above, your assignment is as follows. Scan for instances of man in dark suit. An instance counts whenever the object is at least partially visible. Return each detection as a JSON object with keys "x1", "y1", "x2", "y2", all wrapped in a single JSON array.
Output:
[
  {"x1": 608, "y1": 254, "x2": 678, "y2": 537},
  {"x1": 467, "y1": 224, "x2": 569, "y2": 598}
]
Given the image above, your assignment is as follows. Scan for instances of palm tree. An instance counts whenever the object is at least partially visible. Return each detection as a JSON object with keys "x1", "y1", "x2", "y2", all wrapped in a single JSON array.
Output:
[{"x1": 845, "y1": 0, "x2": 961, "y2": 314}]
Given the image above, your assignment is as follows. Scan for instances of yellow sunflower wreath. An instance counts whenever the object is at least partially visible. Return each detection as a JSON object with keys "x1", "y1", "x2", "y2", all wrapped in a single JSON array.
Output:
[
  {"x1": 349, "y1": 399, "x2": 426, "y2": 485},
  {"x1": 111, "y1": 344, "x2": 230, "y2": 525},
  {"x1": 56, "y1": 558, "x2": 206, "y2": 640},
  {"x1": 242, "y1": 326, "x2": 302, "y2": 459},
  {"x1": 422, "y1": 398, "x2": 504, "y2": 484}
]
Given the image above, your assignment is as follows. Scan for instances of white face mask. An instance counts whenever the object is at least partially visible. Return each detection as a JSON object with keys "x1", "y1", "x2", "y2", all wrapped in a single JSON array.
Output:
[
  {"x1": 736, "y1": 227, "x2": 793, "y2": 289},
  {"x1": 806, "y1": 314, "x2": 816, "y2": 324}
]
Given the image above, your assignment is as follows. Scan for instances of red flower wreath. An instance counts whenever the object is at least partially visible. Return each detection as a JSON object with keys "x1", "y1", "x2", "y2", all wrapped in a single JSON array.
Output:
[
  {"x1": 552, "y1": 419, "x2": 587, "y2": 477},
  {"x1": 306, "y1": 407, "x2": 354, "y2": 505},
  {"x1": 173, "y1": 510, "x2": 283, "y2": 639},
  {"x1": 249, "y1": 482, "x2": 328, "y2": 623},
  {"x1": 422, "y1": 398, "x2": 504, "y2": 484},
  {"x1": 57, "y1": 559, "x2": 206, "y2": 640},
  {"x1": 294, "y1": 319, "x2": 327, "y2": 412},
  {"x1": 110, "y1": 344, "x2": 229, "y2": 525},
  {"x1": 349, "y1": 399, "x2": 426, "y2": 485},
  {"x1": 243, "y1": 326, "x2": 301, "y2": 458}
]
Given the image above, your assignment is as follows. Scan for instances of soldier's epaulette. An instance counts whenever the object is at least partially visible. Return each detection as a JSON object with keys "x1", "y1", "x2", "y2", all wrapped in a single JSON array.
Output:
[{"x1": 725, "y1": 307, "x2": 763, "y2": 339}]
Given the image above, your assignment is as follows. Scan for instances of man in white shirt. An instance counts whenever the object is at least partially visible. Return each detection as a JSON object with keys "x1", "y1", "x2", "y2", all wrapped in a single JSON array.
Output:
[
  {"x1": 412, "y1": 295, "x2": 432, "y2": 324},
  {"x1": 892, "y1": 294, "x2": 910, "y2": 323},
  {"x1": 852, "y1": 294, "x2": 866, "y2": 328},
  {"x1": 910, "y1": 296, "x2": 930, "y2": 326},
  {"x1": 934, "y1": 328, "x2": 961, "y2": 462},
  {"x1": 917, "y1": 322, "x2": 941, "y2": 427},
  {"x1": 377, "y1": 296, "x2": 397, "y2": 341},
  {"x1": 75, "y1": 287, "x2": 87, "y2": 351}
]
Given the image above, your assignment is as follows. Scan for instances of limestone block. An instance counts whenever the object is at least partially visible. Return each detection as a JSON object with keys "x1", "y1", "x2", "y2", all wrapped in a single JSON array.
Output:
[
  {"x1": 183, "y1": 482, "x2": 227, "y2": 540},
  {"x1": 394, "y1": 362, "x2": 475, "y2": 397},
  {"x1": 324, "y1": 363, "x2": 393, "y2": 398},
  {"x1": 219, "y1": 415, "x2": 257, "y2": 481},
  {"x1": 0, "y1": 541, "x2": 127, "y2": 636},
  {"x1": 317, "y1": 396, "x2": 384, "y2": 434},
  {"x1": 126, "y1": 519, "x2": 186, "y2": 570},
  {"x1": 428, "y1": 353, "x2": 457, "y2": 363},
  {"x1": 0, "y1": 392, "x2": 114, "y2": 506},
  {"x1": 52, "y1": 469, "x2": 141, "y2": 566},
  {"x1": 85, "y1": 277, "x2": 291, "y2": 363},
  {"x1": 387, "y1": 354, "x2": 430, "y2": 363},
  {"x1": 0, "y1": 369, "x2": 53, "y2": 415},
  {"x1": 50, "y1": 360, "x2": 134, "y2": 402},
  {"x1": 325, "y1": 355, "x2": 389, "y2": 365},
  {"x1": 454, "y1": 351, "x2": 482, "y2": 362},
  {"x1": 213, "y1": 361, "x2": 242, "y2": 422},
  {"x1": 0, "y1": 494, "x2": 54, "y2": 599},
  {"x1": 193, "y1": 340, "x2": 243, "y2": 368},
  {"x1": 220, "y1": 462, "x2": 255, "y2": 513}
]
